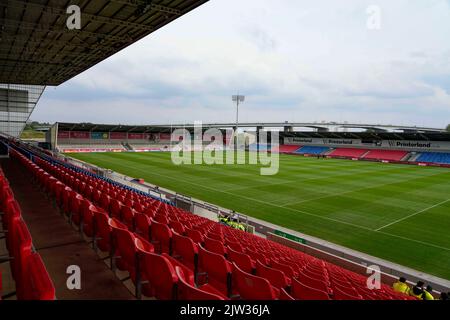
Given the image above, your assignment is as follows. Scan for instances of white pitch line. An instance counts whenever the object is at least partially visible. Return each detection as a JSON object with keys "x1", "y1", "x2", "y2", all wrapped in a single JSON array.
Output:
[
  {"x1": 375, "y1": 198, "x2": 450, "y2": 231},
  {"x1": 81, "y1": 154, "x2": 450, "y2": 252},
  {"x1": 281, "y1": 169, "x2": 447, "y2": 208}
]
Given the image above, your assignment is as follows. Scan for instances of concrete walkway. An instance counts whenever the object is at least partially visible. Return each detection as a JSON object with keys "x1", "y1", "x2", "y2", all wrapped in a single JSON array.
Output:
[{"x1": 1, "y1": 159, "x2": 134, "y2": 300}]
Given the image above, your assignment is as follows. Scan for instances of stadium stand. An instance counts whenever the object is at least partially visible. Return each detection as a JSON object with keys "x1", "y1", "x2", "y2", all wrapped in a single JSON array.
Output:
[
  {"x1": 294, "y1": 146, "x2": 330, "y2": 155},
  {"x1": 416, "y1": 152, "x2": 450, "y2": 164},
  {"x1": 328, "y1": 148, "x2": 370, "y2": 158},
  {"x1": 0, "y1": 166, "x2": 55, "y2": 300},
  {"x1": 362, "y1": 149, "x2": 409, "y2": 161},
  {"x1": 278, "y1": 145, "x2": 302, "y2": 153},
  {"x1": 0, "y1": 138, "x2": 421, "y2": 300}
]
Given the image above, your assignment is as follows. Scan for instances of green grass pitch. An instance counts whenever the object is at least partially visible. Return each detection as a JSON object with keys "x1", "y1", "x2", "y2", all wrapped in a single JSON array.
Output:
[{"x1": 66, "y1": 151, "x2": 450, "y2": 280}]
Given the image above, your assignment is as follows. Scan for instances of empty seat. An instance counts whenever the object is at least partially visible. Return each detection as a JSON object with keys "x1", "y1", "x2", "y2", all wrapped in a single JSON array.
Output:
[
  {"x1": 171, "y1": 231, "x2": 198, "y2": 272},
  {"x1": 227, "y1": 246, "x2": 255, "y2": 274},
  {"x1": 135, "y1": 212, "x2": 151, "y2": 240},
  {"x1": 150, "y1": 219, "x2": 172, "y2": 254},
  {"x1": 20, "y1": 253, "x2": 55, "y2": 300},
  {"x1": 186, "y1": 228, "x2": 204, "y2": 245},
  {"x1": 256, "y1": 260, "x2": 290, "y2": 290},
  {"x1": 176, "y1": 267, "x2": 226, "y2": 300},
  {"x1": 169, "y1": 220, "x2": 185, "y2": 235},
  {"x1": 204, "y1": 236, "x2": 227, "y2": 256},
  {"x1": 232, "y1": 263, "x2": 279, "y2": 300},
  {"x1": 197, "y1": 245, "x2": 233, "y2": 298},
  {"x1": 121, "y1": 206, "x2": 136, "y2": 231},
  {"x1": 291, "y1": 278, "x2": 330, "y2": 300},
  {"x1": 280, "y1": 288, "x2": 295, "y2": 300},
  {"x1": 136, "y1": 248, "x2": 178, "y2": 300}
]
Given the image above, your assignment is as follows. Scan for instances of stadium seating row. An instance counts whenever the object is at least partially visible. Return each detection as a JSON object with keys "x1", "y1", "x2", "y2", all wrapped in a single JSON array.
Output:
[
  {"x1": 417, "y1": 152, "x2": 450, "y2": 164},
  {"x1": 6, "y1": 141, "x2": 416, "y2": 300},
  {"x1": 282, "y1": 145, "x2": 411, "y2": 162},
  {"x1": 0, "y1": 166, "x2": 55, "y2": 300}
]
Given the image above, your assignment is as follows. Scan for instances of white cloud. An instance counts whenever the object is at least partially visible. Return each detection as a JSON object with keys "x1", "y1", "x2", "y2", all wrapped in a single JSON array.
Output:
[{"x1": 32, "y1": 0, "x2": 450, "y2": 128}]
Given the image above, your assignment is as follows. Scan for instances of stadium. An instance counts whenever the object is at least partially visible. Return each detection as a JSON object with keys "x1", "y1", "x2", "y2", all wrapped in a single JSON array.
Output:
[{"x1": 1, "y1": 0, "x2": 450, "y2": 304}]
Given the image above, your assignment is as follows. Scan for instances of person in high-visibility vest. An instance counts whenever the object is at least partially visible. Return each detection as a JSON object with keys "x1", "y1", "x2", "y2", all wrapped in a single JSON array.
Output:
[
  {"x1": 392, "y1": 277, "x2": 410, "y2": 295},
  {"x1": 409, "y1": 281, "x2": 424, "y2": 300},
  {"x1": 422, "y1": 285, "x2": 435, "y2": 300}
]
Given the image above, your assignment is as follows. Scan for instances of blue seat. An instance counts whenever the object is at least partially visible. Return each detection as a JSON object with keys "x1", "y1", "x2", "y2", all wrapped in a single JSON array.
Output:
[
  {"x1": 294, "y1": 146, "x2": 330, "y2": 155},
  {"x1": 417, "y1": 152, "x2": 450, "y2": 164}
]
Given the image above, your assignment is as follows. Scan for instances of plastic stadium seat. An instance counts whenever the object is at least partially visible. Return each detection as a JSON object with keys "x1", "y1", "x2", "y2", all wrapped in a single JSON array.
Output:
[
  {"x1": 226, "y1": 240, "x2": 244, "y2": 253},
  {"x1": 298, "y1": 271, "x2": 331, "y2": 293},
  {"x1": 232, "y1": 263, "x2": 279, "y2": 300},
  {"x1": 150, "y1": 219, "x2": 173, "y2": 254},
  {"x1": 169, "y1": 220, "x2": 186, "y2": 235},
  {"x1": 204, "y1": 236, "x2": 227, "y2": 256},
  {"x1": 333, "y1": 286, "x2": 363, "y2": 300},
  {"x1": 135, "y1": 212, "x2": 151, "y2": 240},
  {"x1": 176, "y1": 267, "x2": 226, "y2": 300},
  {"x1": 121, "y1": 206, "x2": 136, "y2": 231},
  {"x1": 227, "y1": 246, "x2": 255, "y2": 274},
  {"x1": 256, "y1": 260, "x2": 290, "y2": 290},
  {"x1": 93, "y1": 212, "x2": 126, "y2": 253},
  {"x1": 171, "y1": 231, "x2": 198, "y2": 272},
  {"x1": 271, "y1": 260, "x2": 298, "y2": 279},
  {"x1": 136, "y1": 249, "x2": 178, "y2": 300},
  {"x1": 246, "y1": 249, "x2": 270, "y2": 265},
  {"x1": 69, "y1": 193, "x2": 84, "y2": 226},
  {"x1": 20, "y1": 253, "x2": 55, "y2": 300},
  {"x1": 291, "y1": 278, "x2": 330, "y2": 300},
  {"x1": 186, "y1": 228, "x2": 204, "y2": 245},
  {"x1": 9, "y1": 219, "x2": 33, "y2": 298},
  {"x1": 280, "y1": 288, "x2": 295, "y2": 300},
  {"x1": 162, "y1": 253, "x2": 195, "y2": 286},
  {"x1": 111, "y1": 227, "x2": 138, "y2": 275},
  {"x1": 197, "y1": 245, "x2": 233, "y2": 298},
  {"x1": 81, "y1": 204, "x2": 102, "y2": 238},
  {"x1": 154, "y1": 214, "x2": 169, "y2": 225},
  {"x1": 110, "y1": 199, "x2": 124, "y2": 219}
]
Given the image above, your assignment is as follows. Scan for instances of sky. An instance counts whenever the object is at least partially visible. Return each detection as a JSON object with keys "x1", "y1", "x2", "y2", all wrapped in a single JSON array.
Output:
[{"x1": 31, "y1": 0, "x2": 450, "y2": 128}]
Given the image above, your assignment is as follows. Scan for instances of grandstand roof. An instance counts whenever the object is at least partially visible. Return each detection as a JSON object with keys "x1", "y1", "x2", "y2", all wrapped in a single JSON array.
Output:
[
  {"x1": 55, "y1": 122, "x2": 450, "y2": 141},
  {"x1": 0, "y1": 0, "x2": 208, "y2": 86}
]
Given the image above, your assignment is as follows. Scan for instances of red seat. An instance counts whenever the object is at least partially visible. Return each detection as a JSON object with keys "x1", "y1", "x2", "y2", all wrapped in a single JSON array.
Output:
[
  {"x1": 111, "y1": 227, "x2": 137, "y2": 275},
  {"x1": 169, "y1": 220, "x2": 186, "y2": 235},
  {"x1": 197, "y1": 245, "x2": 233, "y2": 298},
  {"x1": 232, "y1": 263, "x2": 279, "y2": 300},
  {"x1": 9, "y1": 219, "x2": 33, "y2": 298},
  {"x1": 333, "y1": 284, "x2": 362, "y2": 300},
  {"x1": 150, "y1": 219, "x2": 172, "y2": 254},
  {"x1": 204, "y1": 236, "x2": 227, "y2": 256},
  {"x1": 69, "y1": 193, "x2": 84, "y2": 226},
  {"x1": 21, "y1": 253, "x2": 55, "y2": 300},
  {"x1": 172, "y1": 231, "x2": 198, "y2": 272},
  {"x1": 291, "y1": 278, "x2": 330, "y2": 300},
  {"x1": 256, "y1": 260, "x2": 290, "y2": 290},
  {"x1": 227, "y1": 246, "x2": 255, "y2": 274},
  {"x1": 175, "y1": 267, "x2": 226, "y2": 300},
  {"x1": 110, "y1": 199, "x2": 124, "y2": 219},
  {"x1": 136, "y1": 248, "x2": 178, "y2": 300},
  {"x1": 121, "y1": 206, "x2": 136, "y2": 231},
  {"x1": 186, "y1": 228, "x2": 204, "y2": 245},
  {"x1": 280, "y1": 288, "x2": 295, "y2": 300},
  {"x1": 162, "y1": 253, "x2": 195, "y2": 286},
  {"x1": 93, "y1": 212, "x2": 126, "y2": 253},
  {"x1": 135, "y1": 212, "x2": 151, "y2": 240},
  {"x1": 271, "y1": 260, "x2": 298, "y2": 279},
  {"x1": 298, "y1": 270, "x2": 330, "y2": 293}
]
